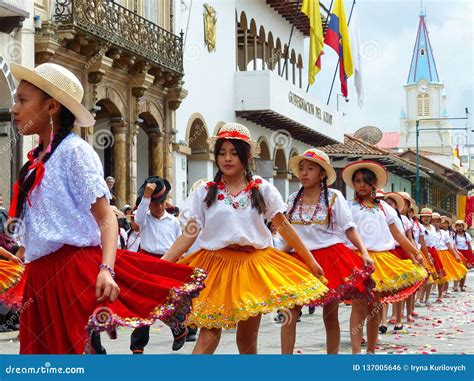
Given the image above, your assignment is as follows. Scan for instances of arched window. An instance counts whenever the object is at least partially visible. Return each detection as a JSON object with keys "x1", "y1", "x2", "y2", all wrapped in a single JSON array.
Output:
[{"x1": 417, "y1": 93, "x2": 430, "y2": 117}]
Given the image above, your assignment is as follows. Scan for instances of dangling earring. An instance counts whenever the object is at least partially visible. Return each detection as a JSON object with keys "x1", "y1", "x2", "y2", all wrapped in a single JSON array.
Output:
[
  {"x1": 371, "y1": 189, "x2": 376, "y2": 199},
  {"x1": 45, "y1": 116, "x2": 55, "y2": 154}
]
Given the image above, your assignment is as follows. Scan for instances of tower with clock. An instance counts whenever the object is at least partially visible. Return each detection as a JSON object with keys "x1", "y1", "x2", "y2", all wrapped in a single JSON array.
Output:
[{"x1": 399, "y1": 8, "x2": 452, "y2": 156}]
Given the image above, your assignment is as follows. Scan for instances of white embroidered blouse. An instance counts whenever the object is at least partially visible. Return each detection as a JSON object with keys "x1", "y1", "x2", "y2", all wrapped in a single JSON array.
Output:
[
  {"x1": 19, "y1": 133, "x2": 110, "y2": 262},
  {"x1": 286, "y1": 188, "x2": 356, "y2": 250},
  {"x1": 179, "y1": 176, "x2": 286, "y2": 251}
]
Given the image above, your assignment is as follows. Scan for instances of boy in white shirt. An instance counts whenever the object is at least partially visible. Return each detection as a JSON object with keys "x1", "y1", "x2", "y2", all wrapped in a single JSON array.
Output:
[{"x1": 130, "y1": 177, "x2": 186, "y2": 353}]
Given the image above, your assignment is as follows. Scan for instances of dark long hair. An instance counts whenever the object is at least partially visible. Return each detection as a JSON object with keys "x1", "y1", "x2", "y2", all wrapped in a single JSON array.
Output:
[
  {"x1": 12, "y1": 93, "x2": 75, "y2": 218},
  {"x1": 352, "y1": 168, "x2": 380, "y2": 205},
  {"x1": 204, "y1": 138, "x2": 266, "y2": 214}
]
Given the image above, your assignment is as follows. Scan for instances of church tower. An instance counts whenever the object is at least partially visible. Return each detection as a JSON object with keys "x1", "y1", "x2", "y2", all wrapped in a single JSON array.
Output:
[{"x1": 399, "y1": 8, "x2": 452, "y2": 156}]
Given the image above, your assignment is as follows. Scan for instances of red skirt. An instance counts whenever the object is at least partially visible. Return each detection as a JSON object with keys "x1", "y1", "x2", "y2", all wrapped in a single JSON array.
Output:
[
  {"x1": 458, "y1": 249, "x2": 473, "y2": 266},
  {"x1": 20, "y1": 245, "x2": 206, "y2": 354},
  {"x1": 428, "y1": 247, "x2": 447, "y2": 279},
  {"x1": 293, "y1": 243, "x2": 375, "y2": 305},
  {"x1": 390, "y1": 246, "x2": 412, "y2": 261}
]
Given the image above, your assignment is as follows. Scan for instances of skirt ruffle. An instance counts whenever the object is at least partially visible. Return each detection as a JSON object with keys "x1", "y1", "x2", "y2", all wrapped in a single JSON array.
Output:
[
  {"x1": 458, "y1": 249, "x2": 473, "y2": 267},
  {"x1": 292, "y1": 243, "x2": 375, "y2": 305},
  {"x1": 362, "y1": 250, "x2": 427, "y2": 303},
  {"x1": 20, "y1": 245, "x2": 206, "y2": 354},
  {"x1": 178, "y1": 247, "x2": 328, "y2": 329},
  {"x1": 435, "y1": 249, "x2": 468, "y2": 283},
  {"x1": 0, "y1": 260, "x2": 24, "y2": 294}
]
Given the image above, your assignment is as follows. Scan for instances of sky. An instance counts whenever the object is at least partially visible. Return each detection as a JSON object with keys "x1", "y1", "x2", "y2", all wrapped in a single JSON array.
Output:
[{"x1": 305, "y1": 0, "x2": 473, "y2": 138}]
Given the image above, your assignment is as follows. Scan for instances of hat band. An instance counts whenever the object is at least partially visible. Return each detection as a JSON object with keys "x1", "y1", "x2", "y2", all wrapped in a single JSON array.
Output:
[
  {"x1": 151, "y1": 186, "x2": 167, "y2": 199},
  {"x1": 303, "y1": 152, "x2": 327, "y2": 163},
  {"x1": 217, "y1": 130, "x2": 251, "y2": 141}
]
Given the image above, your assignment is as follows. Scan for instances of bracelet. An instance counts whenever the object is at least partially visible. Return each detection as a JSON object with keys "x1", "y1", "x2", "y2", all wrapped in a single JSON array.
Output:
[{"x1": 99, "y1": 264, "x2": 115, "y2": 279}]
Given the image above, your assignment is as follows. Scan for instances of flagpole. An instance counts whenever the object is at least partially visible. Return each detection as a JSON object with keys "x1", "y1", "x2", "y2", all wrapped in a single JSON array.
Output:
[
  {"x1": 326, "y1": 0, "x2": 356, "y2": 105},
  {"x1": 281, "y1": 0, "x2": 302, "y2": 78},
  {"x1": 306, "y1": 0, "x2": 334, "y2": 92}
]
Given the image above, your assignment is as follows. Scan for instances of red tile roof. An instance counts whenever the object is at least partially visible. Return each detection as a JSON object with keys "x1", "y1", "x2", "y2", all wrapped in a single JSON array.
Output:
[{"x1": 375, "y1": 132, "x2": 400, "y2": 150}]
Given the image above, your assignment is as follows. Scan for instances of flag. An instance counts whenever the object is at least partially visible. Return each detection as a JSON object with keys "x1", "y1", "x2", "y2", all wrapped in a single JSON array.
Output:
[
  {"x1": 324, "y1": 0, "x2": 354, "y2": 97},
  {"x1": 349, "y1": 7, "x2": 363, "y2": 108},
  {"x1": 454, "y1": 144, "x2": 461, "y2": 166},
  {"x1": 301, "y1": 0, "x2": 324, "y2": 85}
]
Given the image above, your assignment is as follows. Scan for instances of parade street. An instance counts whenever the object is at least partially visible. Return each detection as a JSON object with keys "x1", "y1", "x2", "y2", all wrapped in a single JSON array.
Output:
[{"x1": 2, "y1": 272, "x2": 472, "y2": 355}]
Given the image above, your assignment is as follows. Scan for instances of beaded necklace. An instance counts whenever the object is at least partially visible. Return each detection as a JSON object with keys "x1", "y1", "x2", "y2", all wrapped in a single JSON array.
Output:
[{"x1": 297, "y1": 189, "x2": 325, "y2": 225}]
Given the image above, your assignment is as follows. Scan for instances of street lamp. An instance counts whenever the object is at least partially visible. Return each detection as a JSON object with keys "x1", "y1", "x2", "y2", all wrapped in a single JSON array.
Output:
[{"x1": 415, "y1": 107, "x2": 471, "y2": 204}]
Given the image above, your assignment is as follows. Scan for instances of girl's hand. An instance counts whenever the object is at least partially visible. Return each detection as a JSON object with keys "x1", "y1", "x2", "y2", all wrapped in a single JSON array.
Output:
[
  {"x1": 415, "y1": 252, "x2": 424, "y2": 265},
  {"x1": 308, "y1": 260, "x2": 324, "y2": 277},
  {"x1": 96, "y1": 269, "x2": 120, "y2": 302},
  {"x1": 361, "y1": 250, "x2": 374, "y2": 267},
  {"x1": 9, "y1": 255, "x2": 23, "y2": 265}
]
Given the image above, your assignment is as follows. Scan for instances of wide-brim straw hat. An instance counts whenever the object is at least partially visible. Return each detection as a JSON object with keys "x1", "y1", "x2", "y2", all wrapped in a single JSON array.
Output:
[
  {"x1": 410, "y1": 204, "x2": 420, "y2": 216},
  {"x1": 441, "y1": 215, "x2": 453, "y2": 227},
  {"x1": 289, "y1": 148, "x2": 337, "y2": 185},
  {"x1": 418, "y1": 207, "x2": 432, "y2": 217},
  {"x1": 11, "y1": 63, "x2": 95, "y2": 128},
  {"x1": 208, "y1": 123, "x2": 260, "y2": 157},
  {"x1": 383, "y1": 192, "x2": 406, "y2": 212},
  {"x1": 431, "y1": 212, "x2": 441, "y2": 220},
  {"x1": 342, "y1": 160, "x2": 388, "y2": 190},
  {"x1": 454, "y1": 220, "x2": 468, "y2": 230}
]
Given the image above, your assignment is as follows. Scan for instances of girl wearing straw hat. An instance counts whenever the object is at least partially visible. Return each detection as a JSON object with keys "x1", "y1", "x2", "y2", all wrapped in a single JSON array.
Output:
[
  {"x1": 283, "y1": 149, "x2": 375, "y2": 354},
  {"x1": 429, "y1": 213, "x2": 467, "y2": 303},
  {"x1": 162, "y1": 123, "x2": 328, "y2": 354},
  {"x1": 9, "y1": 63, "x2": 206, "y2": 354},
  {"x1": 379, "y1": 192, "x2": 424, "y2": 331},
  {"x1": 453, "y1": 220, "x2": 472, "y2": 292},
  {"x1": 341, "y1": 160, "x2": 427, "y2": 354}
]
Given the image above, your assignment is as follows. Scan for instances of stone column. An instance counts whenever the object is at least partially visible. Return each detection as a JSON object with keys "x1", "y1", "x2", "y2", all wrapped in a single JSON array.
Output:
[
  {"x1": 110, "y1": 120, "x2": 128, "y2": 207},
  {"x1": 148, "y1": 128, "x2": 164, "y2": 177}
]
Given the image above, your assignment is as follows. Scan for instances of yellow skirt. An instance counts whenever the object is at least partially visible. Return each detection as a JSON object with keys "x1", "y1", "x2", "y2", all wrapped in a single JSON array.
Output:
[
  {"x1": 178, "y1": 247, "x2": 328, "y2": 329},
  {"x1": 436, "y1": 250, "x2": 468, "y2": 283},
  {"x1": 366, "y1": 251, "x2": 427, "y2": 293},
  {"x1": 420, "y1": 250, "x2": 438, "y2": 283}
]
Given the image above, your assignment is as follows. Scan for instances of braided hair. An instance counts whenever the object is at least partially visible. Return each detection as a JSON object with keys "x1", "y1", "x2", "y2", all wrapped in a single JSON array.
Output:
[
  {"x1": 12, "y1": 93, "x2": 75, "y2": 218},
  {"x1": 204, "y1": 138, "x2": 267, "y2": 214}
]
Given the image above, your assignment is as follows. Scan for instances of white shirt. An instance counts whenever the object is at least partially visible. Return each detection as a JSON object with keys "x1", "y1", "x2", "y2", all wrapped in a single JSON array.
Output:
[
  {"x1": 272, "y1": 234, "x2": 286, "y2": 251},
  {"x1": 401, "y1": 215, "x2": 413, "y2": 233},
  {"x1": 422, "y1": 224, "x2": 439, "y2": 248},
  {"x1": 135, "y1": 198, "x2": 181, "y2": 255},
  {"x1": 434, "y1": 229, "x2": 451, "y2": 250},
  {"x1": 127, "y1": 230, "x2": 141, "y2": 252},
  {"x1": 20, "y1": 133, "x2": 110, "y2": 262},
  {"x1": 179, "y1": 176, "x2": 286, "y2": 251},
  {"x1": 454, "y1": 232, "x2": 472, "y2": 250},
  {"x1": 347, "y1": 199, "x2": 398, "y2": 251},
  {"x1": 412, "y1": 220, "x2": 423, "y2": 249},
  {"x1": 287, "y1": 188, "x2": 356, "y2": 250},
  {"x1": 118, "y1": 228, "x2": 128, "y2": 249}
]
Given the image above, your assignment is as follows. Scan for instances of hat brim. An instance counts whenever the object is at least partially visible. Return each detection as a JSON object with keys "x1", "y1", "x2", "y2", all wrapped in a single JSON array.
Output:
[
  {"x1": 150, "y1": 180, "x2": 171, "y2": 203},
  {"x1": 342, "y1": 161, "x2": 388, "y2": 190},
  {"x1": 384, "y1": 192, "x2": 406, "y2": 212},
  {"x1": 208, "y1": 136, "x2": 260, "y2": 157},
  {"x1": 289, "y1": 155, "x2": 337, "y2": 185},
  {"x1": 454, "y1": 221, "x2": 468, "y2": 230},
  {"x1": 11, "y1": 63, "x2": 95, "y2": 128}
]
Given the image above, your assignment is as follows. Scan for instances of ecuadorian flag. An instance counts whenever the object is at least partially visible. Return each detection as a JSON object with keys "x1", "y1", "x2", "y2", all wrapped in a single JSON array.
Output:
[{"x1": 324, "y1": 0, "x2": 354, "y2": 97}]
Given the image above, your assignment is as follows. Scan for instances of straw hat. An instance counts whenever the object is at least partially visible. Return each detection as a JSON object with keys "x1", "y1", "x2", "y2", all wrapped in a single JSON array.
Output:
[
  {"x1": 342, "y1": 160, "x2": 388, "y2": 190},
  {"x1": 383, "y1": 192, "x2": 405, "y2": 212},
  {"x1": 208, "y1": 123, "x2": 260, "y2": 157},
  {"x1": 398, "y1": 191, "x2": 418, "y2": 214},
  {"x1": 454, "y1": 220, "x2": 468, "y2": 230},
  {"x1": 11, "y1": 63, "x2": 95, "y2": 128},
  {"x1": 418, "y1": 207, "x2": 432, "y2": 217},
  {"x1": 375, "y1": 189, "x2": 385, "y2": 198},
  {"x1": 410, "y1": 204, "x2": 420, "y2": 216},
  {"x1": 441, "y1": 215, "x2": 453, "y2": 227},
  {"x1": 289, "y1": 149, "x2": 337, "y2": 185},
  {"x1": 431, "y1": 212, "x2": 441, "y2": 220}
]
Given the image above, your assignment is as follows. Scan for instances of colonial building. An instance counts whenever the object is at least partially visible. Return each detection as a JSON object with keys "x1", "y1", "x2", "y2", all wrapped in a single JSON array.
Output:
[{"x1": 172, "y1": 0, "x2": 344, "y2": 206}]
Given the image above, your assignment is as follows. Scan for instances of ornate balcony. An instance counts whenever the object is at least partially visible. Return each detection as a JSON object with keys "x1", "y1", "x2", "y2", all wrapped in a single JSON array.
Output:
[{"x1": 50, "y1": 0, "x2": 183, "y2": 75}]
